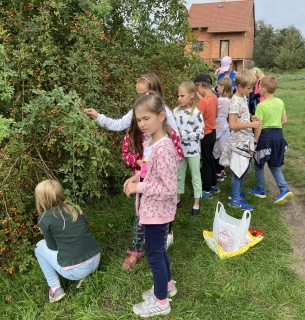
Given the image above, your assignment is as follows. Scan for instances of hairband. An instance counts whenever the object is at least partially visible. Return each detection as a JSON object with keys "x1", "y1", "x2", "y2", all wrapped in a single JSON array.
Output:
[
  {"x1": 140, "y1": 76, "x2": 151, "y2": 84},
  {"x1": 145, "y1": 92, "x2": 149, "y2": 95}
]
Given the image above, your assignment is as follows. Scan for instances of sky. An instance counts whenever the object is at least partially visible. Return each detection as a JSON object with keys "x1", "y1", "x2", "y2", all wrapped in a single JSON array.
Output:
[{"x1": 186, "y1": 0, "x2": 305, "y2": 37}]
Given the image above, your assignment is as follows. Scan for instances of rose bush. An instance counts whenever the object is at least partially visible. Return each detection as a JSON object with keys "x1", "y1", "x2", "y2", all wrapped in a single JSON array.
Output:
[{"x1": 0, "y1": 0, "x2": 208, "y2": 273}]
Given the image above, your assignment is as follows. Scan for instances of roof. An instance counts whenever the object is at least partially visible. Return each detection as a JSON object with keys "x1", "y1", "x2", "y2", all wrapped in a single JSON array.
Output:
[{"x1": 188, "y1": 0, "x2": 254, "y2": 33}]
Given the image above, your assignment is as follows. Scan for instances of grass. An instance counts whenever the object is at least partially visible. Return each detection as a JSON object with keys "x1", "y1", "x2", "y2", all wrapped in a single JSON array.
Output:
[
  {"x1": 1, "y1": 77, "x2": 305, "y2": 319},
  {"x1": 277, "y1": 79, "x2": 305, "y2": 202}
]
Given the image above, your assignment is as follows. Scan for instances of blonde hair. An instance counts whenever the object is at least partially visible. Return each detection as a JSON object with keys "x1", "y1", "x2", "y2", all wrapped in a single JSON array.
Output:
[
  {"x1": 176, "y1": 82, "x2": 199, "y2": 116},
  {"x1": 260, "y1": 76, "x2": 278, "y2": 94},
  {"x1": 35, "y1": 180, "x2": 82, "y2": 226},
  {"x1": 129, "y1": 91, "x2": 172, "y2": 155},
  {"x1": 235, "y1": 70, "x2": 257, "y2": 88},
  {"x1": 217, "y1": 78, "x2": 233, "y2": 98},
  {"x1": 250, "y1": 67, "x2": 264, "y2": 80},
  {"x1": 136, "y1": 73, "x2": 164, "y2": 102}
]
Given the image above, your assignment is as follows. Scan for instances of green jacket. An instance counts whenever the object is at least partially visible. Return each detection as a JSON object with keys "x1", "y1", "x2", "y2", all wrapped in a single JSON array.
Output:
[{"x1": 38, "y1": 207, "x2": 101, "y2": 267}]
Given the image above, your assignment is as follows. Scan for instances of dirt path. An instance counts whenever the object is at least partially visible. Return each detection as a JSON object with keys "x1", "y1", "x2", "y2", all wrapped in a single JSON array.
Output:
[{"x1": 265, "y1": 169, "x2": 305, "y2": 278}]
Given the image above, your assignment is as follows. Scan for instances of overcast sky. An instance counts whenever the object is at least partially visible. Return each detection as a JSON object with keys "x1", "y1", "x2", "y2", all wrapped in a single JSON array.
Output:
[{"x1": 186, "y1": 0, "x2": 305, "y2": 37}]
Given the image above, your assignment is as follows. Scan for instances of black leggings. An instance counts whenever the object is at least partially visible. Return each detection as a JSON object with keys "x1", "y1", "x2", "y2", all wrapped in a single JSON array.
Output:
[
  {"x1": 200, "y1": 130, "x2": 217, "y2": 192},
  {"x1": 214, "y1": 158, "x2": 224, "y2": 175}
]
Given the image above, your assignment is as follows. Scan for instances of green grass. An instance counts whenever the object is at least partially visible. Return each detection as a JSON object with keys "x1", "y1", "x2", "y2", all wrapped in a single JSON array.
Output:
[
  {"x1": 2, "y1": 77, "x2": 305, "y2": 319},
  {"x1": 277, "y1": 79, "x2": 305, "y2": 202}
]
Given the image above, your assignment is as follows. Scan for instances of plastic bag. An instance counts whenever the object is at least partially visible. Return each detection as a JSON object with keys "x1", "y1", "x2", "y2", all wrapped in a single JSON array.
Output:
[
  {"x1": 213, "y1": 202, "x2": 251, "y2": 252},
  {"x1": 203, "y1": 230, "x2": 264, "y2": 259}
]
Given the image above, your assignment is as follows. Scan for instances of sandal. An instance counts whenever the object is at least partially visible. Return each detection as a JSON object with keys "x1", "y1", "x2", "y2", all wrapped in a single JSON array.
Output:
[{"x1": 122, "y1": 250, "x2": 144, "y2": 269}]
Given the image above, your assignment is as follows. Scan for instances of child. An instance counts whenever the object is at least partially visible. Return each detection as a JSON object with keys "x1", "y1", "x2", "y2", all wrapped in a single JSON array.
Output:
[
  {"x1": 194, "y1": 74, "x2": 219, "y2": 199},
  {"x1": 249, "y1": 67, "x2": 265, "y2": 114},
  {"x1": 219, "y1": 70, "x2": 260, "y2": 210},
  {"x1": 119, "y1": 77, "x2": 183, "y2": 269},
  {"x1": 173, "y1": 82, "x2": 203, "y2": 216},
  {"x1": 84, "y1": 73, "x2": 178, "y2": 133},
  {"x1": 123, "y1": 91, "x2": 178, "y2": 317},
  {"x1": 213, "y1": 77, "x2": 233, "y2": 181},
  {"x1": 34, "y1": 180, "x2": 101, "y2": 303},
  {"x1": 121, "y1": 123, "x2": 183, "y2": 269},
  {"x1": 249, "y1": 76, "x2": 294, "y2": 205}
]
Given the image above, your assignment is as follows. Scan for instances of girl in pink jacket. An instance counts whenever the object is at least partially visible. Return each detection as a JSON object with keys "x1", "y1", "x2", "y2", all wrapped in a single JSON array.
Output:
[{"x1": 124, "y1": 91, "x2": 179, "y2": 318}]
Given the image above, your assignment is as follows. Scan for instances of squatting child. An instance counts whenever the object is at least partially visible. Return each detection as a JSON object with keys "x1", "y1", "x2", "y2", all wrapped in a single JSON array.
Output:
[{"x1": 34, "y1": 180, "x2": 101, "y2": 303}]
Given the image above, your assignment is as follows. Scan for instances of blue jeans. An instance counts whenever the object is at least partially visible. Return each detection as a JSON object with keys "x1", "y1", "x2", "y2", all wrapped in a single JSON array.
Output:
[
  {"x1": 254, "y1": 161, "x2": 287, "y2": 192},
  {"x1": 34, "y1": 240, "x2": 100, "y2": 288},
  {"x1": 231, "y1": 162, "x2": 251, "y2": 201},
  {"x1": 144, "y1": 224, "x2": 172, "y2": 300}
]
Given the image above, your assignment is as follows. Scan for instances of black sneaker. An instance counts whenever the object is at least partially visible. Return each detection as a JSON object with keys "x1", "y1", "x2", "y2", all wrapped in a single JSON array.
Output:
[
  {"x1": 191, "y1": 208, "x2": 199, "y2": 216},
  {"x1": 74, "y1": 278, "x2": 85, "y2": 289}
]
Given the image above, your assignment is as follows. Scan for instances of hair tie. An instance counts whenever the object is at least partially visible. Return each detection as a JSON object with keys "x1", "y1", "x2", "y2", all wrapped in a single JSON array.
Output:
[
  {"x1": 140, "y1": 76, "x2": 151, "y2": 84},
  {"x1": 145, "y1": 92, "x2": 149, "y2": 95}
]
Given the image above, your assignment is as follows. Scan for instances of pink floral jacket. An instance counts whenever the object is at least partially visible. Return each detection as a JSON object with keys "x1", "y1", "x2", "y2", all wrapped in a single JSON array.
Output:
[
  {"x1": 122, "y1": 128, "x2": 184, "y2": 175},
  {"x1": 135, "y1": 137, "x2": 179, "y2": 225}
]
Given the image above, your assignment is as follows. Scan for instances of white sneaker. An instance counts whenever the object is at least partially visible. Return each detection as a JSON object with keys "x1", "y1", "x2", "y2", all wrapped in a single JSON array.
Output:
[
  {"x1": 166, "y1": 231, "x2": 174, "y2": 250},
  {"x1": 142, "y1": 281, "x2": 177, "y2": 300},
  {"x1": 133, "y1": 295, "x2": 171, "y2": 317}
]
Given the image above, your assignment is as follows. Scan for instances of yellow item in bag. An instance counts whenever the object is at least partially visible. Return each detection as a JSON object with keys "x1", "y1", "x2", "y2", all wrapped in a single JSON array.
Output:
[{"x1": 203, "y1": 230, "x2": 264, "y2": 259}]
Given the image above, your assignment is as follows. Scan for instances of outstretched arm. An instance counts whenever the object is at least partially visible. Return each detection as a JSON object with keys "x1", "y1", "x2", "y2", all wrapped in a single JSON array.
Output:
[{"x1": 85, "y1": 109, "x2": 133, "y2": 131}]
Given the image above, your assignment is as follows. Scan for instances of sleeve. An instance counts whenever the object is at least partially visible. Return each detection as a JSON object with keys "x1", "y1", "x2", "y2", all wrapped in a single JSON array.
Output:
[
  {"x1": 96, "y1": 109, "x2": 133, "y2": 131},
  {"x1": 255, "y1": 104, "x2": 264, "y2": 121},
  {"x1": 142, "y1": 147, "x2": 178, "y2": 200},
  {"x1": 180, "y1": 110, "x2": 204, "y2": 141},
  {"x1": 121, "y1": 132, "x2": 141, "y2": 172},
  {"x1": 171, "y1": 127, "x2": 184, "y2": 161},
  {"x1": 229, "y1": 97, "x2": 239, "y2": 115},
  {"x1": 165, "y1": 106, "x2": 178, "y2": 133},
  {"x1": 197, "y1": 99, "x2": 206, "y2": 115},
  {"x1": 39, "y1": 221, "x2": 57, "y2": 251}
]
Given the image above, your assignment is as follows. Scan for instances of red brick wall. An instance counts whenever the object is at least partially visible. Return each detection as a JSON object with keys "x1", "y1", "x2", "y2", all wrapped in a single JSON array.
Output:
[{"x1": 187, "y1": 8, "x2": 255, "y2": 71}]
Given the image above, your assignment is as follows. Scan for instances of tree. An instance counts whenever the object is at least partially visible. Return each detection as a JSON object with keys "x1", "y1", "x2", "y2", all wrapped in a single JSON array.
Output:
[
  {"x1": 274, "y1": 26, "x2": 305, "y2": 71},
  {"x1": 253, "y1": 20, "x2": 277, "y2": 69},
  {"x1": 253, "y1": 20, "x2": 305, "y2": 71}
]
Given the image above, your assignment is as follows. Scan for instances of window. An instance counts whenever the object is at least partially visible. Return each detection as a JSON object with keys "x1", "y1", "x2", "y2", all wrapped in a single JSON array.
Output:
[
  {"x1": 220, "y1": 40, "x2": 229, "y2": 57},
  {"x1": 192, "y1": 41, "x2": 204, "y2": 52}
]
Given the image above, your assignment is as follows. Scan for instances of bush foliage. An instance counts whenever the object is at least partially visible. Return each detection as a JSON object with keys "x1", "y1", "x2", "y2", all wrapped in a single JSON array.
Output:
[{"x1": 0, "y1": 0, "x2": 208, "y2": 273}]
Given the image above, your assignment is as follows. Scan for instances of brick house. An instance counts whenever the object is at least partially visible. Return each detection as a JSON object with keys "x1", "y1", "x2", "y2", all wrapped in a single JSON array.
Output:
[{"x1": 187, "y1": 0, "x2": 255, "y2": 71}]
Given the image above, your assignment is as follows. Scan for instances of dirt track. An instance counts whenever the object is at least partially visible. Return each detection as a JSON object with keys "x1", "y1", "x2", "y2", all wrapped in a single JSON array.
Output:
[{"x1": 265, "y1": 169, "x2": 305, "y2": 278}]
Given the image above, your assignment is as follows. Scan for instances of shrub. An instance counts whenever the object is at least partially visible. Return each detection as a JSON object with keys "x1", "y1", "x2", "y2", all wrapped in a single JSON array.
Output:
[{"x1": 0, "y1": 0, "x2": 208, "y2": 274}]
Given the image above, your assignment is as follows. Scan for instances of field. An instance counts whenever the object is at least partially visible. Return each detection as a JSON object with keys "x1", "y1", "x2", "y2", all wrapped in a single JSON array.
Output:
[{"x1": 1, "y1": 74, "x2": 305, "y2": 320}]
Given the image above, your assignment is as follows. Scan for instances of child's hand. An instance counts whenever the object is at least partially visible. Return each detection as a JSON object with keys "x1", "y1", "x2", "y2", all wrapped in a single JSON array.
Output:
[
  {"x1": 196, "y1": 91, "x2": 203, "y2": 100},
  {"x1": 251, "y1": 115, "x2": 259, "y2": 122},
  {"x1": 125, "y1": 182, "x2": 138, "y2": 198},
  {"x1": 84, "y1": 108, "x2": 98, "y2": 120},
  {"x1": 123, "y1": 175, "x2": 139, "y2": 193},
  {"x1": 251, "y1": 120, "x2": 260, "y2": 129}
]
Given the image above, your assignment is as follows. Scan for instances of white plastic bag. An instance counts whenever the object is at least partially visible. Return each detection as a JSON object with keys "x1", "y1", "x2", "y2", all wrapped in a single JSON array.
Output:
[{"x1": 212, "y1": 202, "x2": 251, "y2": 252}]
